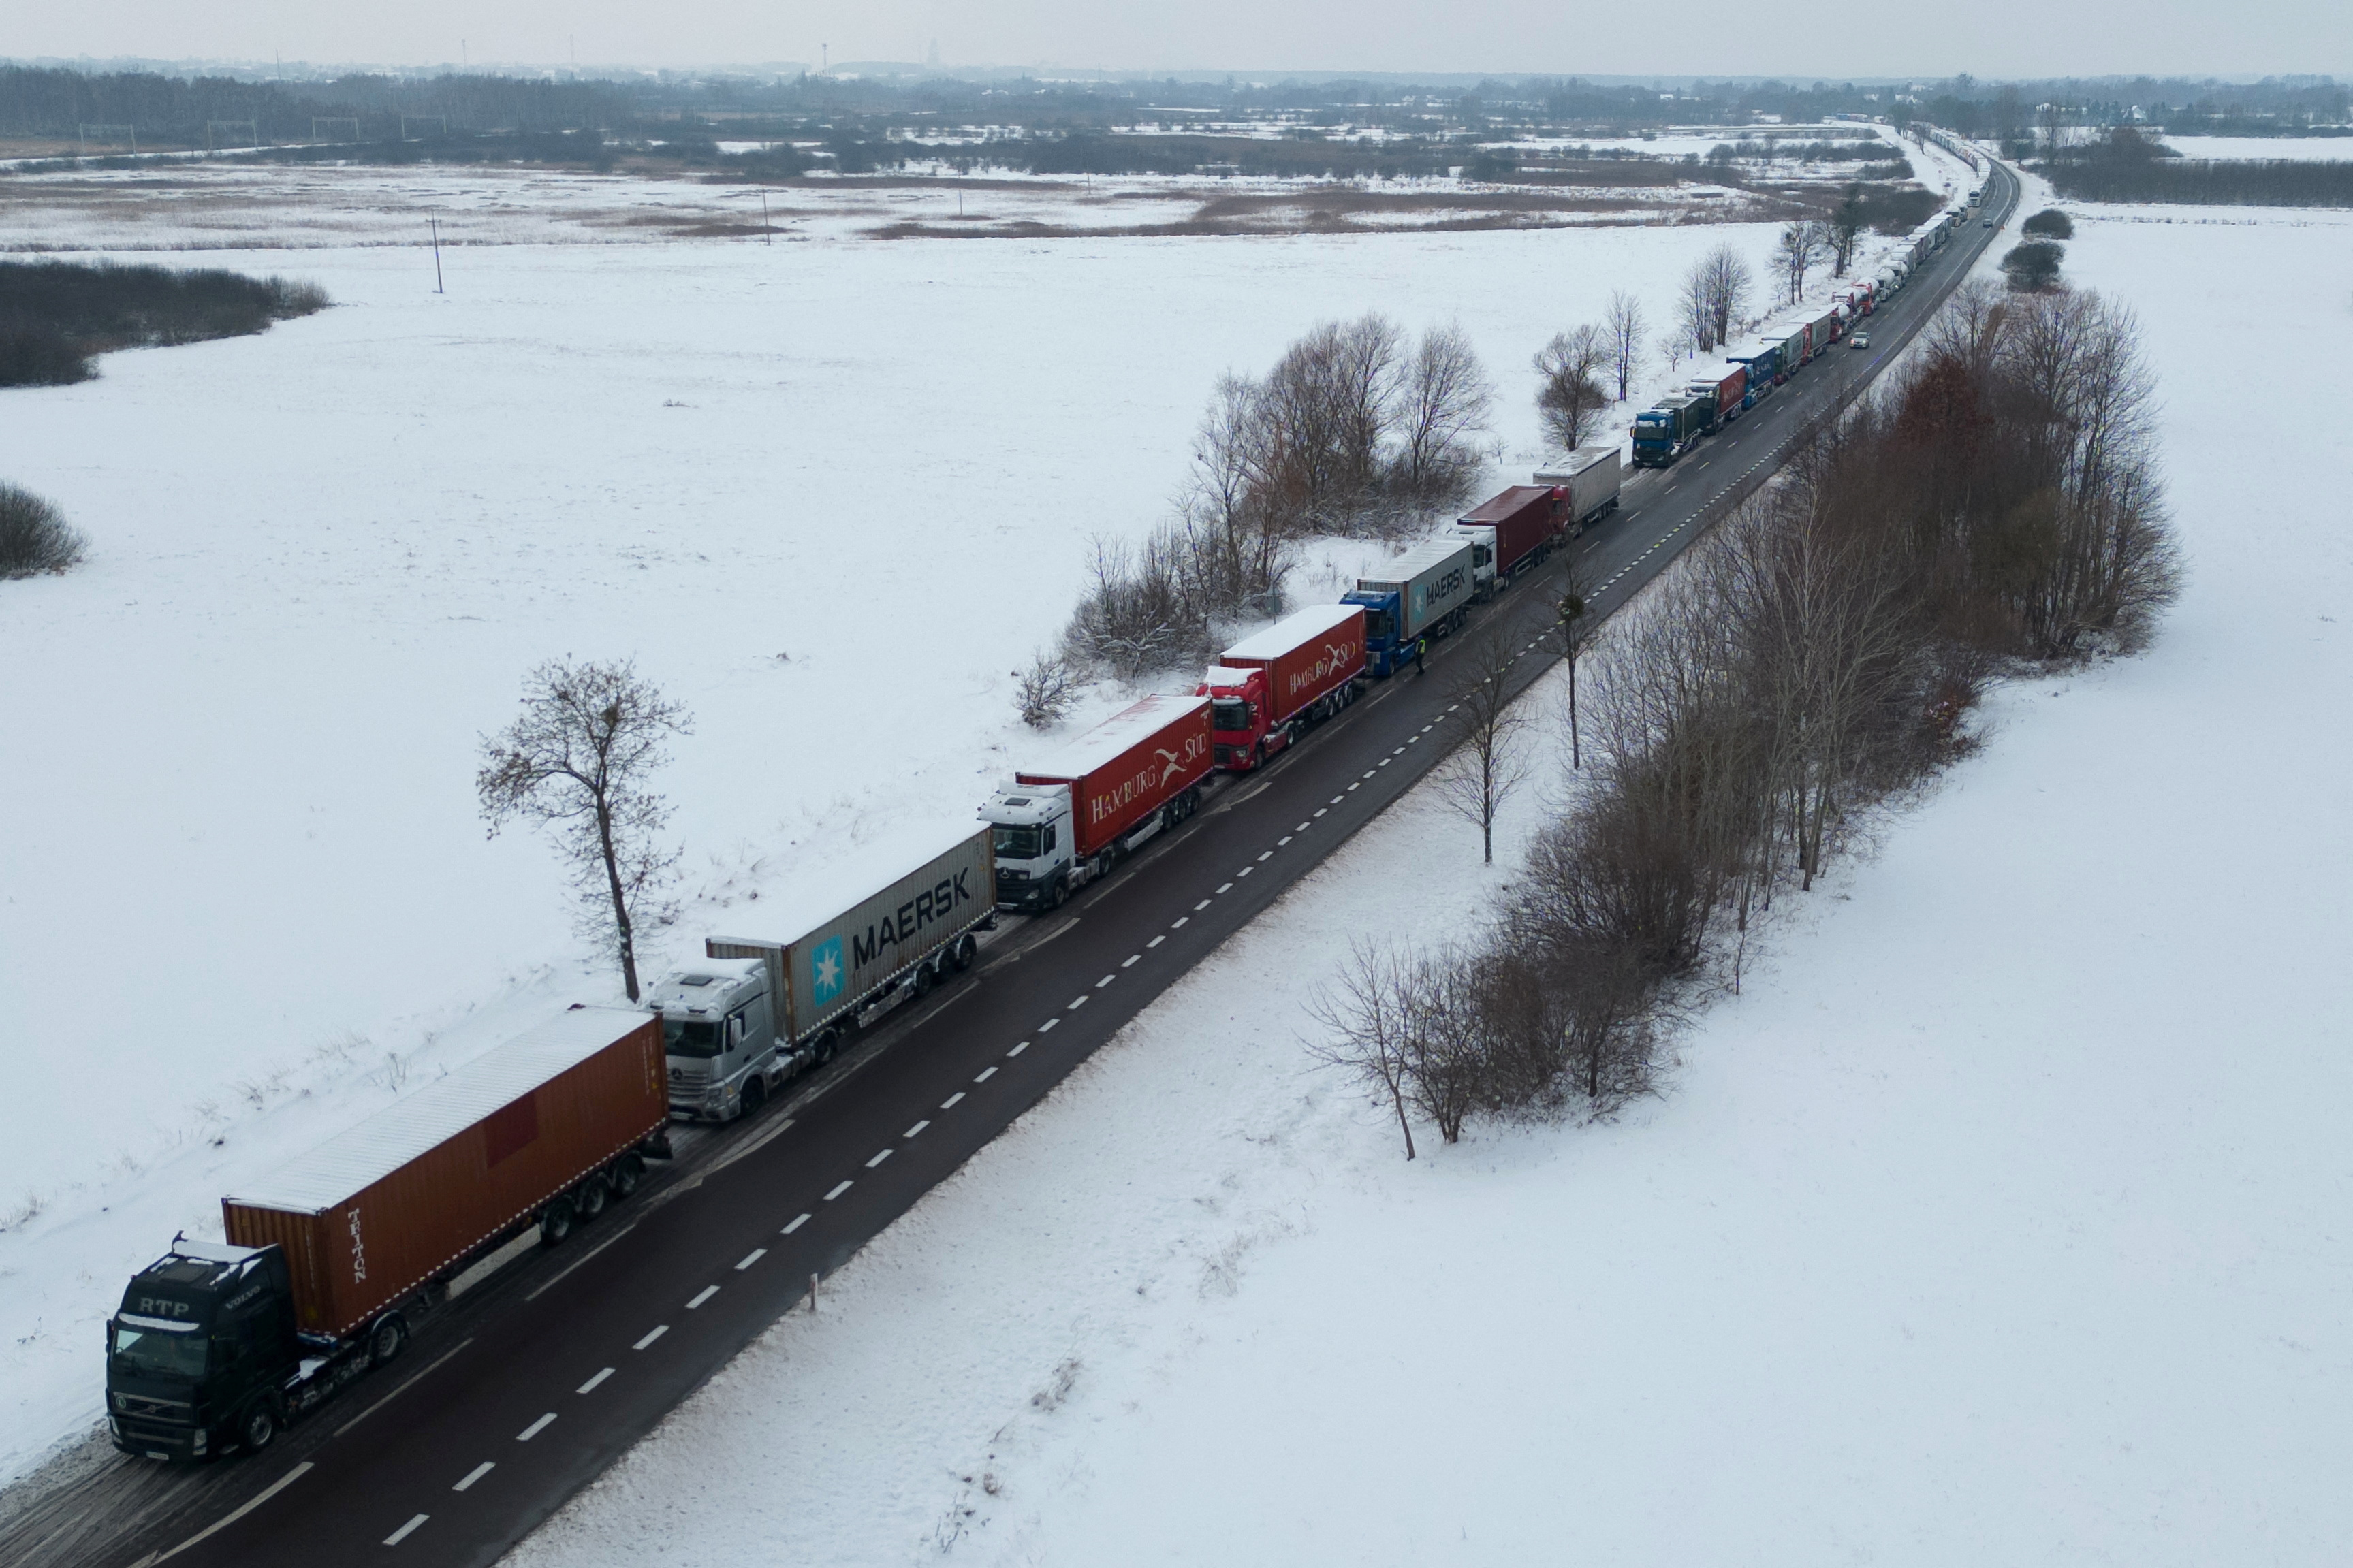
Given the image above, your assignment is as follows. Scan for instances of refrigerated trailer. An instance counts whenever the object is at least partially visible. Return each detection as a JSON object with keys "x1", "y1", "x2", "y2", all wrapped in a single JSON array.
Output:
[
  {"x1": 1532, "y1": 445, "x2": 1622, "y2": 527},
  {"x1": 1199, "y1": 603, "x2": 1367, "y2": 771},
  {"x1": 983, "y1": 694, "x2": 1214, "y2": 910},
  {"x1": 668, "y1": 828, "x2": 999, "y2": 1116},
  {"x1": 109, "y1": 1007, "x2": 671, "y2": 1460}
]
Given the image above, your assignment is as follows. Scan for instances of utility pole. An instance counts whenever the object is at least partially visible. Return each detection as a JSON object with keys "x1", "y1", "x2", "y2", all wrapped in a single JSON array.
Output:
[
  {"x1": 1558, "y1": 576, "x2": 1589, "y2": 769},
  {"x1": 430, "y1": 217, "x2": 445, "y2": 293},
  {"x1": 759, "y1": 191, "x2": 770, "y2": 242}
]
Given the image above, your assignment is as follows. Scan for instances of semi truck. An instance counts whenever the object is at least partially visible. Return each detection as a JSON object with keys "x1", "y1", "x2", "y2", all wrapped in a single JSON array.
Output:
[
  {"x1": 1531, "y1": 446, "x2": 1622, "y2": 528},
  {"x1": 1198, "y1": 603, "x2": 1367, "y2": 771},
  {"x1": 1632, "y1": 391, "x2": 1714, "y2": 466},
  {"x1": 657, "y1": 828, "x2": 998, "y2": 1119},
  {"x1": 983, "y1": 694, "x2": 1213, "y2": 910},
  {"x1": 1453, "y1": 485, "x2": 1568, "y2": 598},
  {"x1": 1343, "y1": 536, "x2": 1477, "y2": 677},
  {"x1": 108, "y1": 1007, "x2": 671, "y2": 1461},
  {"x1": 1684, "y1": 361, "x2": 1750, "y2": 421},
  {"x1": 1726, "y1": 337, "x2": 1782, "y2": 398}
]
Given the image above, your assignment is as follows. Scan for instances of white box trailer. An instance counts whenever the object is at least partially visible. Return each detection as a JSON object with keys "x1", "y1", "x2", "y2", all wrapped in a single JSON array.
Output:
[{"x1": 1532, "y1": 445, "x2": 1622, "y2": 526}]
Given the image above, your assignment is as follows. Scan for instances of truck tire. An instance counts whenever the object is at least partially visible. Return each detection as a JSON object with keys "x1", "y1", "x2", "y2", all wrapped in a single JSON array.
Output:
[
  {"x1": 1048, "y1": 876, "x2": 1067, "y2": 910},
  {"x1": 368, "y1": 1313, "x2": 408, "y2": 1366},
  {"x1": 609, "y1": 1154, "x2": 644, "y2": 1199},
  {"x1": 575, "y1": 1174, "x2": 610, "y2": 1219},
  {"x1": 240, "y1": 1402, "x2": 277, "y2": 1454},
  {"x1": 740, "y1": 1078, "x2": 767, "y2": 1119},
  {"x1": 913, "y1": 961, "x2": 936, "y2": 998},
  {"x1": 951, "y1": 933, "x2": 977, "y2": 972},
  {"x1": 539, "y1": 1198, "x2": 576, "y2": 1247},
  {"x1": 814, "y1": 1029, "x2": 840, "y2": 1066}
]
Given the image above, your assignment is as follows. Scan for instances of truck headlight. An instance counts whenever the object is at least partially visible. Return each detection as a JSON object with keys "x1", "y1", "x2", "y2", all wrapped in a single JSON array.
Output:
[{"x1": 191, "y1": 1428, "x2": 207, "y2": 1454}]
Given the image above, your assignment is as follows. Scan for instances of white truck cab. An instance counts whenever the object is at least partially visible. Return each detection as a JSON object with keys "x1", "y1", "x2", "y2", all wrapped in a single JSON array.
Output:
[
  {"x1": 1451, "y1": 524, "x2": 1499, "y2": 601},
  {"x1": 981, "y1": 782, "x2": 1079, "y2": 911},
  {"x1": 644, "y1": 955, "x2": 791, "y2": 1122}
]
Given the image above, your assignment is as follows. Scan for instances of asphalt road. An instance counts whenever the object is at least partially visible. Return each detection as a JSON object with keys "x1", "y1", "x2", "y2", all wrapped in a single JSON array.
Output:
[{"x1": 2, "y1": 157, "x2": 2017, "y2": 1568}]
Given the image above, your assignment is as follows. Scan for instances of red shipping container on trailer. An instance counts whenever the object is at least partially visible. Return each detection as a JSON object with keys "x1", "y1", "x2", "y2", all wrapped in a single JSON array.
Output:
[
  {"x1": 1016, "y1": 694, "x2": 1214, "y2": 860},
  {"x1": 1219, "y1": 603, "x2": 1367, "y2": 729},
  {"x1": 1456, "y1": 485, "x2": 1567, "y2": 577},
  {"x1": 223, "y1": 1007, "x2": 667, "y2": 1339}
]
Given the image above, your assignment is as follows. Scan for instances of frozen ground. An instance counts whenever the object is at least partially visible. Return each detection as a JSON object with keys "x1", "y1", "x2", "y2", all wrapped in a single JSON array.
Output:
[
  {"x1": 2161, "y1": 134, "x2": 2353, "y2": 161},
  {"x1": 499, "y1": 195, "x2": 2353, "y2": 1563},
  {"x1": 0, "y1": 172, "x2": 1975, "y2": 1482}
]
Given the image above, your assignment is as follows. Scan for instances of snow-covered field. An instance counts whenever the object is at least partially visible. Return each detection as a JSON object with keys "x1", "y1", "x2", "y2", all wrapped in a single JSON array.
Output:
[
  {"x1": 496, "y1": 197, "x2": 2353, "y2": 1561},
  {"x1": 2162, "y1": 134, "x2": 2353, "y2": 161}
]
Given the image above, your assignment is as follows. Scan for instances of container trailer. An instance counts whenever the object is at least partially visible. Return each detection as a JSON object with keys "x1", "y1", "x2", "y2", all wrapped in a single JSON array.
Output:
[
  {"x1": 1453, "y1": 484, "x2": 1569, "y2": 597},
  {"x1": 108, "y1": 1007, "x2": 672, "y2": 1460},
  {"x1": 1632, "y1": 390, "x2": 1714, "y2": 466},
  {"x1": 983, "y1": 694, "x2": 1213, "y2": 910},
  {"x1": 1684, "y1": 361, "x2": 1750, "y2": 421},
  {"x1": 1344, "y1": 537, "x2": 1476, "y2": 677},
  {"x1": 1197, "y1": 603, "x2": 1367, "y2": 771},
  {"x1": 665, "y1": 829, "x2": 998, "y2": 1115},
  {"x1": 1531, "y1": 445, "x2": 1623, "y2": 528}
]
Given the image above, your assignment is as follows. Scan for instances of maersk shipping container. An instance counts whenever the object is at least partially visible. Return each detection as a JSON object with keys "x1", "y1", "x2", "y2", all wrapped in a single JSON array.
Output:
[
  {"x1": 708, "y1": 827, "x2": 996, "y2": 1045},
  {"x1": 1355, "y1": 535, "x2": 1477, "y2": 645},
  {"x1": 222, "y1": 1008, "x2": 667, "y2": 1339},
  {"x1": 1017, "y1": 694, "x2": 1214, "y2": 860}
]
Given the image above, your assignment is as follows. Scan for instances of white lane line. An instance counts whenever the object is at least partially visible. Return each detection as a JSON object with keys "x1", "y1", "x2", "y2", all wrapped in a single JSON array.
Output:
[
  {"x1": 974, "y1": 1066, "x2": 997, "y2": 1083},
  {"x1": 783, "y1": 1213, "x2": 810, "y2": 1234},
  {"x1": 736, "y1": 1247, "x2": 768, "y2": 1270},
  {"x1": 1377, "y1": 758, "x2": 1391, "y2": 768},
  {"x1": 1314, "y1": 808, "x2": 1327, "y2": 818},
  {"x1": 1121, "y1": 954, "x2": 1139, "y2": 967},
  {"x1": 1407, "y1": 735, "x2": 1420, "y2": 744},
  {"x1": 940, "y1": 1092, "x2": 965, "y2": 1110},
  {"x1": 1348, "y1": 782, "x2": 1362, "y2": 791},
  {"x1": 130, "y1": 1462, "x2": 318, "y2": 1565},
  {"x1": 1217, "y1": 882, "x2": 1233, "y2": 893},
  {"x1": 633, "y1": 1325, "x2": 667, "y2": 1351},
  {"x1": 1172, "y1": 916, "x2": 1190, "y2": 928},
  {"x1": 1295, "y1": 821, "x2": 1310, "y2": 832},
  {"x1": 333, "y1": 1337, "x2": 475, "y2": 1437},
  {"x1": 1329, "y1": 795, "x2": 1344, "y2": 804},
  {"x1": 1193, "y1": 899, "x2": 1212, "y2": 911},
  {"x1": 1038, "y1": 1017, "x2": 1058, "y2": 1032},
  {"x1": 1257, "y1": 850, "x2": 1274, "y2": 861},
  {"x1": 825, "y1": 1178, "x2": 855, "y2": 1199},
  {"x1": 384, "y1": 1514, "x2": 430, "y2": 1547},
  {"x1": 865, "y1": 1149, "x2": 893, "y2": 1169},
  {"x1": 518, "y1": 1413, "x2": 558, "y2": 1441},
  {"x1": 1148, "y1": 934, "x2": 1166, "y2": 948},
  {"x1": 1008, "y1": 1039, "x2": 1030, "y2": 1056},
  {"x1": 1362, "y1": 770, "x2": 1376, "y2": 779},
  {"x1": 1068, "y1": 995, "x2": 1089, "y2": 1010},
  {"x1": 1277, "y1": 836, "x2": 1293, "y2": 846},
  {"x1": 454, "y1": 1462, "x2": 495, "y2": 1492},
  {"x1": 577, "y1": 1367, "x2": 614, "y2": 1395},
  {"x1": 686, "y1": 1285, "x2": 720, "y2": 1309},
  {"x1": 1447, "y1": 704, "x2": 1460, "y2": 712},
  {"x1": 1392, "y1": 746, "x2": 1406, "y2": 755},
  {"x1": 904, "y1": 1119, "x2": 931, "y2": 1138},
  {"x1": 1237, "y1": 866, "x2": 1253, "y2": 877},
  {"x1": 1095, "y1": 974, "x2": 1115, "y2": 987}
]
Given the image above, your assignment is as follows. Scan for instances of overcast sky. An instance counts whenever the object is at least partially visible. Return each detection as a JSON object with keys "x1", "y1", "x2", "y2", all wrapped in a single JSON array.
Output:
[{"x1": 14, "y1": 0, "x2": 2341, "y2": 82}]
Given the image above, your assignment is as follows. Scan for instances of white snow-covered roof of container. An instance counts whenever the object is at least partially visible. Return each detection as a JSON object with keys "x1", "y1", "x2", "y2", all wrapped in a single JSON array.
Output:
[
  {"x1": 223, "y1": 1006, "x2": 650, "y2": 1214},
  {"x1": 1358, "y1": 536, "x2": 1470, "y2": 585},
  {"x1": 1220, "y1": 603, "x2": 1363, "y2": 663},
  {"x1": 721, "y1": 819, "x2": 989, "y2": 956},
  {"x1": 1018, "y1": 693, "x2": 1210, "y2": 782},
  {"x1": 1202, "y1": 665, "x2": 1256, "y2": 690},
  {"x1": 1686, "y1": 359, "x2": 1749, "y2": 385}
]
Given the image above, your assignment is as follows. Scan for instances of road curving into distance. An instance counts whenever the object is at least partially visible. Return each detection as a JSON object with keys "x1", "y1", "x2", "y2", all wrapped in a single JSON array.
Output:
[{"x1": 1, "y1": 155, "x2": 2017, "y2": 1568}]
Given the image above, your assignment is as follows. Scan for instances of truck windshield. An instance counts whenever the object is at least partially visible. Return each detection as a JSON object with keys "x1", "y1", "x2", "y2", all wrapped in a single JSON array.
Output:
[
  {"x1": 1363, "y1": 609, "x2": 1393, "y2": 643},
  {"x1": 661, "y1": 1017, "x2": 725, "y2": 1058},
  {"x1": 992, "y1": 824, "x2": 1045, "y2": 860},
  {"x1": 111, "y1": 1319, "x2": 206, "y2": 1380},
  {"x1": 1210, "y1": 700, "x2": 1251, "y2": 732}
]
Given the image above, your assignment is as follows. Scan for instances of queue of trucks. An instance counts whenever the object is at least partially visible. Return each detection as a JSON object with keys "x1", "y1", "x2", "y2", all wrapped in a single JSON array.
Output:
[{"x1": 108, "y1": 185, "x2": 1986, "y2": 1464}]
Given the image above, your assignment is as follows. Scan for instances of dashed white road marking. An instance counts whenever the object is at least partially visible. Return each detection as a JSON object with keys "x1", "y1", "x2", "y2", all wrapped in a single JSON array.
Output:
[
  {"x1": 577, "y1": 1367, "x2": 614, "y2": 1394},
  {"x1": 1348, "y1": 782, "x2": 1362, "y2": 791},
  {"x1": 384, "y1": 1514, "x2": 429, "y2": 1546},
  {"x1": 518, "y1": 1413, "x2": 558, "y2": 1441},
  {"x1": 1039, "y1": 1017, "x2": 1058, "y2": 1031},
  {"x1": 453, "y1": 1462, "x2": 494, "y2": 1492},
  {"x1": 939, "y1": 1092, "x2": 964, "y2": 1110},
  {"x1": 1121, "y1": 954, "x2": 1140, "y2": 967},
  {"x1": 825, "y1": 1179, "x2": 855, "y2": 1200},
  {"x1": 1193, "y1": 899, "x2": 1212, "y2": 911},
  {"x1": 1068, "y1": 994, "x2": 1089, "y2": 1010},
  {"x1": 1095, "y1": 974, "x2": 1115, "y2": 987},
  {"x1": 1171, "y1": 916, "x2": 1189, "y2": 929},
  {"x1": 633, "y1": 1325, "x2": 667, "y2": 1351},
  {"x1": 1257, "y1": 850, "x2": 1274, "y2": 861},
  {"x1": 1007, "y1": 1040, "x2": 1028, "y2": 1056},
  {"x1": 1148, "y1": 934, "x2": 1166, "y2": 947},
  {"x1": 973, "y1": 1066, "x2": 997, "y2": 1084},
  {"x1": 1313, "y1": 808, "x2": 1327, "y2": 818},
  {"x1": 865, "y1": 1149, "x2": 893, "y2": 1169},
  {"x1": 905, "y1": 1119, "x2": 931, "y2": 1138},
  {"x1": 1277, "y1": 836, "x2": 1293, "y2": 846},
  {"x1": 1237, "y1": 866, "x2": 1253, "y2": 877},
  {"x1": 1362, "y1": 769, "x2": 1376, "y2": 779},
  {"x1": 1377, "y1": 758, "x2": 1391, "y2": 768},
  {"x1": 736, "y1": 1247, "x2": 768, "y2": 1270},
  {"x1": 1217, "y1": 882, "x2": 1233, "y2": 893},
  {"x1": 1329, "y1": 795, "x2": 1344, "y2": 805},
  {"x1": 686, "y1": 1286, "x2": 720, "y2": 1310}
]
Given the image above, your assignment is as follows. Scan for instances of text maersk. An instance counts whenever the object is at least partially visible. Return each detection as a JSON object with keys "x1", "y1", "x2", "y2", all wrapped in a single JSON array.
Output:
[{"x1": 851, "y1": 870, "x2": 980, "y2": 968}]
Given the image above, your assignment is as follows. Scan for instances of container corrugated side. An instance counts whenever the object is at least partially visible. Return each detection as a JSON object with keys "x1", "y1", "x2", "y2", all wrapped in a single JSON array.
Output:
[
  {"x1": 224, "y1": 1009, "x2": 666, "y2": 1337},
  {"x1": 778, "y1": 829, "x2": 995, "y2": 1040},
  {"x1": 1024, "y1": 698, "x2": 1212, "y2": 859}
]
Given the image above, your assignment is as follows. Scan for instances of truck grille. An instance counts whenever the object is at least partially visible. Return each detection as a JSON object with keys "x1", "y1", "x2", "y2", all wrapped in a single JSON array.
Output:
[
  {"x1": 669, "y1": 1063, "x2": 710, "y2": 1091},
  {"x1": 113, "y1": 1393, "x2": 189, "y2": 1420}
]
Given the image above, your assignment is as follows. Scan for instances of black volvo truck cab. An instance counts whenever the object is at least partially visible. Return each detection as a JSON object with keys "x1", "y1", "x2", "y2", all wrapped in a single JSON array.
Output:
[{"x1": 107, "y1": 1239, "x2": 310, "y2": 1460}]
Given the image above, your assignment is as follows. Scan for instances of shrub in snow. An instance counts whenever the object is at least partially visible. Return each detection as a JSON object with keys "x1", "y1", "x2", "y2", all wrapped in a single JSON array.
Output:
[
  {"x1": 0, "y1": 324, "x2": 92, "y2": 387},
  {"x1": 2002, "y1": 240, "x2": 2067, "y2": 293},
  {"x1": 0, "y1": 483, "x2": 86, "y2": 578},
  {"x1": 1015, "y1": 650, "x2": 1080, "y2": 730},
  {"x1": 2021, "y1": 208, "x2": 2075, "y2": 240}
]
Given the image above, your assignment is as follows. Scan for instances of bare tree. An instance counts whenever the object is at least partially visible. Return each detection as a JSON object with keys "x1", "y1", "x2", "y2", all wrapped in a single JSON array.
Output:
[
  {"x1": 1829, "y1": 185, "x2": 1864, "y2": 276},
  {"x1": 1533, "y1": 324, "x2": 1610, "y2": 449},
  {"x1": 1700, "y1": 242, "x2": 1752, "y2": 349},
  {"x1": 1304, "y1": 940, "x2": 1422, "y2": 1159},
  {"x1": 1601, "y1": 289, "x2": 1646, "y2": 402},
  {"x1": 478, "y1": 659, "x2": 692, "y2": 1002},
  {"x1": 1434, "y1": 634, "x2": 1532, "y2": 863},
  {"x1": 1393, "y1": 323, "x2": 1494, "y2": 512},
  {"x1": 1773, "y1": 220, "x2": 1827, "y2": 306},
  {"x1": 1015, "y1": 650, "x2": 1080, "y2": 729},
  {"x1": 1556, "y1": 556, "x2": 1594, "y2": 769},
  {"x1": 1677, "y1": 259, "x2": 1716, "y2": 356}
]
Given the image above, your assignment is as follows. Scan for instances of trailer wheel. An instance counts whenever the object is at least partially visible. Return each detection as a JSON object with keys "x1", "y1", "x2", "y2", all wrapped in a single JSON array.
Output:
[
  {"x1": 368, "y1": 1313, "x2": 408, "y2": 1366},
  {"x1": 539, "y1": 1199, "x2": 576, "y2": 1248},
  {"x1": 240, "y1": 1403, "x2": 277, "y2": 1454},
  {"x1": 913, "y1": 961, "x2": 936, "y2": 998},
  {"x1": 575, "y1": 1174, "x2": 610, "y2": 1219},
  {"x1": 1047, "y1": 876, "x2": 1067, "y2": 910},
  {"x1": 951, "y1": 934, "x2": 977, "y2": 972},
  {"x1": 610, "y1": 1155, "x2": 644, "y2": 1199},
  {"x1": 814, "y1": 1029, "x2": 840, "y2": 1066}
]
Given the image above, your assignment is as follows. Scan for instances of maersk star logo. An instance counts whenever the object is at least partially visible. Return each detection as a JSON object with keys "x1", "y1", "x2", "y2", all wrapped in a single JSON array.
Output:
[{"x1": 811, "y1": 935, "x2": 846, "y2": 1006}]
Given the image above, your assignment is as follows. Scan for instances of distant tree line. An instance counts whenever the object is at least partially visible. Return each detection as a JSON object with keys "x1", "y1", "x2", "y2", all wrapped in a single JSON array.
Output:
[
  {"x1": 0, "y1": 258, "x2": 327, "y2": 387},
  {"x1": 1315, "y1": 281, "x2": 2179, "y2": 1155},
  {"x1": 2050, "y1": 158, "x2": 2353, "y2": 206}
]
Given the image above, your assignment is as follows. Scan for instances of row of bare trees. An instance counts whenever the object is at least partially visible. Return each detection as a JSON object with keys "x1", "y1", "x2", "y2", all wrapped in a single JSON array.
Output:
[{"x1": 1312, "y1": 281, "x2": 2179, "y2": 1155}]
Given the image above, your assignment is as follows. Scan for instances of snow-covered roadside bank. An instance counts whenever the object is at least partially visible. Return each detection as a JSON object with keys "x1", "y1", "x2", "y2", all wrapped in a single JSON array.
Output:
[{"x1": 502, "y1": 204, "x2": 2353, "y2": 1561}]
